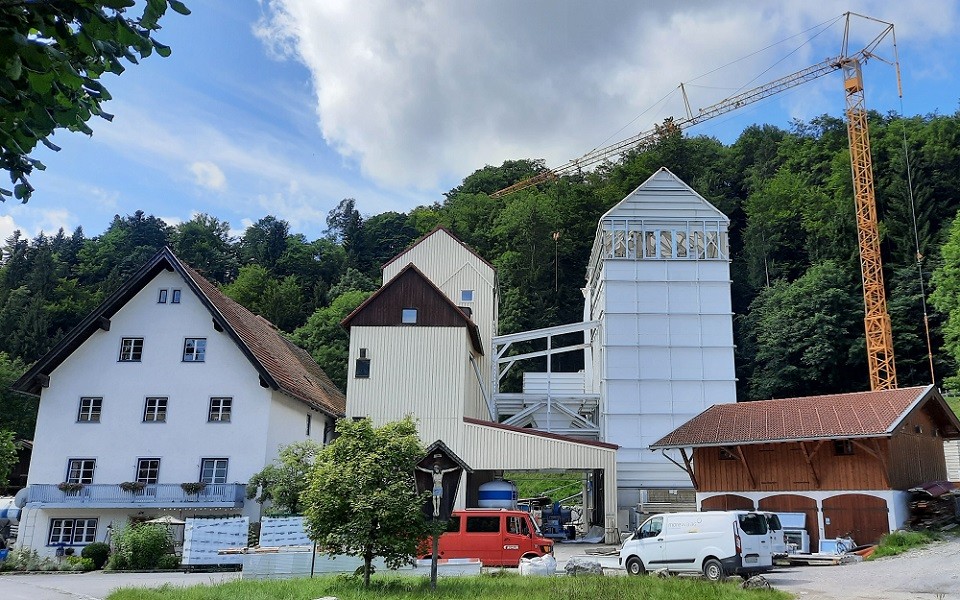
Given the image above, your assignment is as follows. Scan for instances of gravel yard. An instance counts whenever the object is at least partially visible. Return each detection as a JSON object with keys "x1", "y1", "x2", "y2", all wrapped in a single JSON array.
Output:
[
  {"x1": 763, "y1": 536, "x2": 960, "y2": 600},
  {"x1": 556, "y1": 535, "x2": 960, "y2": 599}
]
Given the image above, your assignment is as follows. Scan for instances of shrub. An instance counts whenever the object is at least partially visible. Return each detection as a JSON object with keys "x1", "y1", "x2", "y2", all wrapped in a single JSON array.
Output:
[
  {"x1": 106, "y1": 552, "x2": 129, "y2": 571},
  {"x1": 156, "y1": 554, "x2": 181, "y2": 570},
  {"x1": 0, "y1": 547, "x2": 58, "y2": 571},
  {"x1": 65, "y1": 556, "x2": 95, "y2": 571},
  {"x1": 112, "y1": 523, "x2": 172, "y2": 569},
  {"x1": 81, "y1": 542, "x2": 111, "y2": 569},
  {"x1": 871, "y1": 530, "x2": 938, "y2": 559}
]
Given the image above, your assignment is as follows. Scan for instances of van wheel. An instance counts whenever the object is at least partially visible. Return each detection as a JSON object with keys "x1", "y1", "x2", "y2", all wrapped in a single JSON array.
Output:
[
  {"x1": 702, "y1": 558, "x2": 725, "y2": 581},
  {"x1": 625, "y1": 556, "x2": 646, "y2": 576}
]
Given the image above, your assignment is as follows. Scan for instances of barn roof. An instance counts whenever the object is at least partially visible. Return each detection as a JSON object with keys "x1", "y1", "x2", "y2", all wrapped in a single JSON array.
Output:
[
  {"x1": 12, "y1": 247, "x2": 345, "y2": 418},
  {"x1": 651, "y1": 385, "x2": 960, "y2": 448}
]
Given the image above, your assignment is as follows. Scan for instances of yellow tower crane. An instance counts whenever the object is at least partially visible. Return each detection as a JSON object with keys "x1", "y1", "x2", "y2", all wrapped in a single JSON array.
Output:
[{"x1": 492, "y1": 12, "x2": 901, "y2": 391}]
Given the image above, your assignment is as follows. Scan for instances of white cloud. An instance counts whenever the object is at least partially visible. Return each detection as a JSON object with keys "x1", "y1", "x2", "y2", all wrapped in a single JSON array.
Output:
[
  {"x1": 0, "y1": 215, "x2": 18, "y2": 243},
  {"x1": 255, "y1": 1, "x2": 957, "y2": 191},
  {"x1": 190, "y1": 161, "x2": 227, "y2": 191}
]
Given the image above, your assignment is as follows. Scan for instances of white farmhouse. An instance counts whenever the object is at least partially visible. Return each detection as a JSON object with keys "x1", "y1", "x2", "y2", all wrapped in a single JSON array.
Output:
[{"x1": 12, "y1": 248, "x2": 344, "y2": 557}]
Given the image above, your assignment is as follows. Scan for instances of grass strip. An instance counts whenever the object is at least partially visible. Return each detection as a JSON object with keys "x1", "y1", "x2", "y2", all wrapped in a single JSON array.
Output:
[{"x1": 107, "y1": 571, "x2": 794, "y2": 600}]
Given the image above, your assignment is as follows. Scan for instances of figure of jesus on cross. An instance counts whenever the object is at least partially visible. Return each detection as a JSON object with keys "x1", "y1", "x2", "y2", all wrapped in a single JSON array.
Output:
[{"x1": 417, "y1": 462, "x2": 458, "y2": 517}]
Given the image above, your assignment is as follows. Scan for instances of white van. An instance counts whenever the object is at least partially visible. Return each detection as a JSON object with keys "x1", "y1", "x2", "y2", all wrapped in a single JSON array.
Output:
[{"x1": 619, "y1": 511, "x2": 773, "y2": 580}]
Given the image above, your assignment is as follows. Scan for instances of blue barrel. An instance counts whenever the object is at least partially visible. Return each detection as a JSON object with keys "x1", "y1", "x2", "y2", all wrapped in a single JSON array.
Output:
[{"x1": 477, "y1": 480, "x2": 517, "y2": 509}]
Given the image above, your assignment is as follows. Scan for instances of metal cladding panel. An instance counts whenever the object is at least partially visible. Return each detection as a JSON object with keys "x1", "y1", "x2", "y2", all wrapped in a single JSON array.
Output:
[
  {"x1": 599, "y1": 169, "x2": 730, "y2": 222},
  {"x1": 346, "y1": 327, "x2": 471, "y2": 434},
  {"x1": 381, "y1": 230, "x2": 496, "y2": 421},
  {"x1": 945, "y1": 440, "x2": 960, "y2": 481},
  {"x1": 460, "y1": 423, "x2": 616, "y2": 471}
]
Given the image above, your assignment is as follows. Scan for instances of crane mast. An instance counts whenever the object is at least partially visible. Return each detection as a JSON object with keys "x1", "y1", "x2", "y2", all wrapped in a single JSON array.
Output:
[{"x1": 492, "y1": 13, "x2": 900, "y2": 391}]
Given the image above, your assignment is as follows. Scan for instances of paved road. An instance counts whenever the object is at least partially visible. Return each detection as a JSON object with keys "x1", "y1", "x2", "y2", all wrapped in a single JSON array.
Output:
[{"x1": 0, "y1": 571, "x2": 238, "y2": 600}]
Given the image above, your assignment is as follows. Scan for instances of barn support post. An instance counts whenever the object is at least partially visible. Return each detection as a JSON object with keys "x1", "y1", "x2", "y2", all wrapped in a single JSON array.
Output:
[
  {"x1": 658, "y1": 448, "x2": 698, "y2": 488},
  {"x1": 798, "y1": 441, "x2": 822, "y2": 488},
  {"x1": 733, "y1": 446, "x2": 757, "y2": 489},
  {"x1": 851, "y1": 438, "x2": 891, "y2": 488}
]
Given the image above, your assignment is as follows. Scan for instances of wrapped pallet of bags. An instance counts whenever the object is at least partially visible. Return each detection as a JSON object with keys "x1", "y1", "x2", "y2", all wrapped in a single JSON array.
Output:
[{"x1": 519, "y1": 554, "x2": 557, "y2": 576}]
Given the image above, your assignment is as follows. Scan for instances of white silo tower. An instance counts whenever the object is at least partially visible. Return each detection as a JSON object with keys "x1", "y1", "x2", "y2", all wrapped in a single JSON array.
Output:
[{"x1": 583, "y1": 167, "x2": 737, "y2": 511}]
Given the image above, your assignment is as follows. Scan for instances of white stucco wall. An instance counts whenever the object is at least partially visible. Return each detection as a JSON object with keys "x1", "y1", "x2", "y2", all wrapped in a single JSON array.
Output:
[{"x1": 21, "y1": 270, "x2": 332, "y2": 556}]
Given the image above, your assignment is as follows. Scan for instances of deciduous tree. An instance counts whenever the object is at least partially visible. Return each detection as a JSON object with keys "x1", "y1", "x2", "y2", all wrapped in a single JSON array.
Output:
[
  {"x1": 246, "y1": 440, "x2": 324, "y2": 515},
  {"x1": 302, "y1": 417, "x2": 429, "y2": 587}
]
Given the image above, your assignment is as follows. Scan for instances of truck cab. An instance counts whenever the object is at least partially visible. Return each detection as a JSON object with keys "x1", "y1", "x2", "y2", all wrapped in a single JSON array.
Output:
[{"x1": 427, "y1": 508, "x2": 554, "y2": 567}]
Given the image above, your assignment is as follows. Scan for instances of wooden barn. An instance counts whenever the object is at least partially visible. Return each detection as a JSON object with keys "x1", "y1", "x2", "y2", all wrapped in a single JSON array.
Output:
[{"x1": 650, "y1": 385, "x2": 960, "y2": 546}]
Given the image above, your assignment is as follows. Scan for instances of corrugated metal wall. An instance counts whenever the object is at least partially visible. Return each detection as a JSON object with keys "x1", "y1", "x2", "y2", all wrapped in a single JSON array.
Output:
[{"x1": 943, "y1": 440, "x2": 960, "y2": 481}]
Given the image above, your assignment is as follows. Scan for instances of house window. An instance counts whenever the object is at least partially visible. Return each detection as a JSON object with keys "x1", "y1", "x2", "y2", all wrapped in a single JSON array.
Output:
[
  {"x1": 306, "y1": 414, "x2": 312, "y2": 436},
  {"x1": 77, "y1": 397, "x2": 102, "y2": 423},
  {"x1": 208, "y1": 397, "x2": 232, "y2": 422},
  {"x1": 183, "y1": 338, "x2": 206, "y2": 362},
  {"x1": 834, "y1": 440, "x2": 854, "y2": 456},
  {"x1": 355, "y1": 357, "x2": 371, "y2": 378},
  {"x1": 48, "y1": 518, "x2": 98, "y2": 545},
  {"x1": 461, "y1": 290, "x2": 474, "y2": 302},
  {"x1": 136, "y1": 458, "x2": 160, "y2": 484},
  {"x1": 143, "y1": 397, "x2": 168, "y2": 422},
  {"x1": 200, "y1": 458, "x2": 228, "y2": 484},
  {"x1": 171, "y1": 289, "x2": 181, "y2": 304},
  {"x1": 719, "y1": 447, "x2": 737, "y2": 460},
  {"x1": 158, "y1": 289, "x2": 168, "y2": 303},
  {"x1": 119, "y1": 338, "x2": 143, "y2": 362},
  {"x1": 401, "y1": 308, "x2": 418, "y2": 324},
  {"x1": 66, "y1": 459, "x2": 96, "y2": 484}
]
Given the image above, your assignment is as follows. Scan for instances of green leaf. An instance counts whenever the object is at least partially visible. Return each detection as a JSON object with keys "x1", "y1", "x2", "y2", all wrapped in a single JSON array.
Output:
[
  {"x1": 153, "y1": 40, "x2": 171, "y2": 57},
  {"x1": 169, "y1": 1, "x2": 191, "y2": 16},
  {"x1": 5, "y1": 55, "x2": 22, "y2": 80}
]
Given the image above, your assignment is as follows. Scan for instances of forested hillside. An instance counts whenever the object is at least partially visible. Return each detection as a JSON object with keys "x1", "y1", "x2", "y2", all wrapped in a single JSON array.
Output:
[{"x1": 3, "y1": 111, "x2": 960, "y2": 439}]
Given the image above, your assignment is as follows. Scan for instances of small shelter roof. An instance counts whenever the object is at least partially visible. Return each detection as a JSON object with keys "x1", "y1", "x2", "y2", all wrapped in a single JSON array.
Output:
[{"x1": 651, "y1": 385, "x2": 960, "y2": 449}]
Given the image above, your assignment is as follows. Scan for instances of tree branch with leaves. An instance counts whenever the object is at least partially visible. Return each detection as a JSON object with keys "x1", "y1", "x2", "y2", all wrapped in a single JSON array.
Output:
[{"x1": 0, "y1": 0, "x2": 190, "y2": 202}]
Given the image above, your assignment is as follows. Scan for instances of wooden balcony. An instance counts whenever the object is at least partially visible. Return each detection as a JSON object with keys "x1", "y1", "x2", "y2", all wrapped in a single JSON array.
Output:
[{"x1": 26, "y1": 483, "x2": 245, "y2": 509}]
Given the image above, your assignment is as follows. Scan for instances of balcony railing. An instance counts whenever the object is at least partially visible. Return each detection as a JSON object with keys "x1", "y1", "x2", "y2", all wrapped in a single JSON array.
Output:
[{"x1": 27, "y1": 483, "x2": 246, "y2": 509}]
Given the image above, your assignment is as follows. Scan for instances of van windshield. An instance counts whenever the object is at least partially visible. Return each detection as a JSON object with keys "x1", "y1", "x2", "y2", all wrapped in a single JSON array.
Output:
[{"x1": 738, "y1": 513, "x2": 768, "y2": 535}]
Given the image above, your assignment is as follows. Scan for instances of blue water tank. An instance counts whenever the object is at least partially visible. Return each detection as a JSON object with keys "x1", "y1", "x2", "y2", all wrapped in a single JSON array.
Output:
[{"x1": 477, "y1": 479, "x2": 517, "y2": 509}]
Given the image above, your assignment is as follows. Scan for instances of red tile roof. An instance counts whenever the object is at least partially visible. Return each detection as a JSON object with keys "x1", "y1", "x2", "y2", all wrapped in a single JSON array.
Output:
[
  {"x1": 178, "y1": 258, "x2": 346, "y2": 417},
  {"x1": 651, "y1": 386, "x2": 947, "y2": 448},
  {"x1": 12, "y1": 247, "x2": 345, "y2": 418}
]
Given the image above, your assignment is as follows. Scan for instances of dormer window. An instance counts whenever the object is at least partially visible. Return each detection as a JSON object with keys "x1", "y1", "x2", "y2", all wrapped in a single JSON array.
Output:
[{"x1": 401, "y1": 308, "x2": 418, "y2": 324}]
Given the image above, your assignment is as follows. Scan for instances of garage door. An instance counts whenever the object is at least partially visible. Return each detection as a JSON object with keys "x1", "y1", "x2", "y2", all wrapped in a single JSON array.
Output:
[
  {"x1": 700, "y1": 494, "x2": 754, "y2": 511},
  {"x1": 822, "y1": 494, "x2": 889, "y2": 546},
  {"x1": 758, "y1": 494, "x2": 819, "y2": 551}
]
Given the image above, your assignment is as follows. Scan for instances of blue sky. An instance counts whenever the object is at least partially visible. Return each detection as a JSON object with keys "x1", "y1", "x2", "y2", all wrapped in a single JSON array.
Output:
[{"x1": 3, "y1": 1, "x2": 960, "y2": 243}]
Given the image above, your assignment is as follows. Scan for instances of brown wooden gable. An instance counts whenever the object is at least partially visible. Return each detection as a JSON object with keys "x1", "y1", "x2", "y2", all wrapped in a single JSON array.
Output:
[{"x1": 342, "y1": 264, "x2": 483, "y2": 354}]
